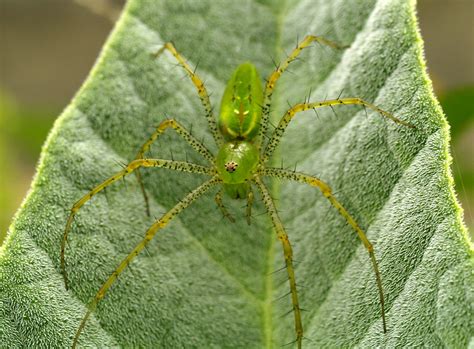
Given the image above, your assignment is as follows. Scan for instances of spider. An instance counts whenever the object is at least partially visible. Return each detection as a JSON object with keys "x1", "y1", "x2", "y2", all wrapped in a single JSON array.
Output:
[{"x1": 60, "y1": 35, "x2": 414, "y2": 348}]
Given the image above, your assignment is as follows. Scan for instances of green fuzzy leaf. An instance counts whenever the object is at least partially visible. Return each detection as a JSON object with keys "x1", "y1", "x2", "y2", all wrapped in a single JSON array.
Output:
[{"x1": 1, "y1": 0, "x2": 472, "y2": 348}]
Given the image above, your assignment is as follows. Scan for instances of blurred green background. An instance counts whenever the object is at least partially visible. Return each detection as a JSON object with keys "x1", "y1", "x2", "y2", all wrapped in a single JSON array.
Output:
[{"x1": 0, "y1": 0, "x2": 472, "y2": 245}]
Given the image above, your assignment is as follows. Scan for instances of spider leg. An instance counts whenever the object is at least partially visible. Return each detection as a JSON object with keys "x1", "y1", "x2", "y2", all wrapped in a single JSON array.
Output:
[
  {"x1": 246, "y1": 185, "x2": 254, "y2": 225},
  {"x1": 61, "y1": 159, "x2": 214, "y2": 290},
  {"x1": 215, "y1": 188, "x2": 235, "y2": 223},
  {"x1": 261, "y1": 97, "x2": 415, "y2": 164},
  {"x1": 134, "y1": 118, "x2": 214, "y2": 216},
  {"x1": 155, "y1": 43, "x2": 223, "y2": 147},
  {"x1": 259, "y1": 35, "x2": 345, "y2": 145},
  {"x1": 71, "y1": 176, "x2": 220, "y2": 349},
  {"x1": 259, "y1": 167, "x2": 387, "y2": 333},
  {"x1": 253, "y1": 177, "x2": 303, "y2": 349}
]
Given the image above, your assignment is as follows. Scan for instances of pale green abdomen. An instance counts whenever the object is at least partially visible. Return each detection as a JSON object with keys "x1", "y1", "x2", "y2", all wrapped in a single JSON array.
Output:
[{"x1": 218, "y1": 62, "x2": 263, "y2": 141}]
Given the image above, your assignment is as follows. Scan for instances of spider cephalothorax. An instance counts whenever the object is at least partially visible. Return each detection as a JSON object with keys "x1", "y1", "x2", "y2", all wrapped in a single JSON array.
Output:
[{"x1": 61, "y1": 36, "x2": 414, "y2": 349}]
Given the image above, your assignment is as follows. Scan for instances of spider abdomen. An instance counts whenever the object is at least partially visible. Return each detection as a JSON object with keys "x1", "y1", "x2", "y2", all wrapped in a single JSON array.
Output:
[{"x1": 218, "y1": 62, "x2": 263, "y2": 141}]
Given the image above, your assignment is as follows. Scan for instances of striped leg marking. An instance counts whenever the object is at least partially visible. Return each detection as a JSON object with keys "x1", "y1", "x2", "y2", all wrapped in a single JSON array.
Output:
[
  {"x1": 155, "y1": 43, "x2": 223, "y2": 147},
  {"x1": 61, "y1": 159, "x2": 214, "y2": 290},
  {"x1": 259, "y1": 35, "x2": 345, "y2": 146},
  {"x1": 262, "y1": 97, "x2": 414, "y2": 164},
  {"x1": 259, "y1": 167, "x2": 387, "y2": 334},
  {"x1": 254, "y1": 177, "x2": 303, "y2": 349},
  {"x1": 71, "y1": 176, "x2": 220, "y2": 349},
  {"x1": 134, "y1": 118, "x2": 214, "y2": 216},
  {"x1": 215, "y1": 188, "x2": 235, "y2": 223}
]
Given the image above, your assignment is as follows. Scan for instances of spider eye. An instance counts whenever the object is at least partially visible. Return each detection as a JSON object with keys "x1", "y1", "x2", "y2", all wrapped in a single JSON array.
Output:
[{"x1": 225, "y1": 161, "x2": 238, "y2": 173}]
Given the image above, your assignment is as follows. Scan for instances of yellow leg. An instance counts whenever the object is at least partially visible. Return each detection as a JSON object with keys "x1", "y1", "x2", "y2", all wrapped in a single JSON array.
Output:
[
  {"x1": 246, "y1": 186, "x2": 254, "y2": 225},
  {"x1": 61, "y1": 159, "x2": 214, "y2": 290},
  {"x1": 254, "y1": 177, "x2": 303, "y2": 349},
  {"x1": 259, "y1": 35, "x2": 345, "y2": 143},
  {"x1": 134, "y1": 118, "x2": 214, "y2": 216},
  {"x1": 215, "y1": 189, "x2": 235, "y2": 223},
  {"x1": 71, "y1": 176, "x2": 220, "y2": 349},
  {"x1": 259, "y1": 167, "x2": 387, "y2": 334},
  {"x1": 262, "y1": 97, "x2": 415, "y2": 163},
  {"x1": 155, "y1": 43, "x2": 223, "y2": 147},
  {"x1": 135, "y1": 119, "x2": 213, "y2": 162}
]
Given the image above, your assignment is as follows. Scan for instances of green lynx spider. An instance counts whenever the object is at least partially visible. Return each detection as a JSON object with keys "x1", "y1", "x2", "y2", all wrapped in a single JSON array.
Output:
[{"x1": 61, "y1": 35, "x2": 414, "y2": 348}]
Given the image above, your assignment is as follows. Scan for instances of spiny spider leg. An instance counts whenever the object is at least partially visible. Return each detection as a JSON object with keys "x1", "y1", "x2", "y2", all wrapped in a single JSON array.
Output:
[
  {"x1": 71, "y1": 176, "x2": 221, "y2": 349},
  {"x1": 61, "y1": 159, "x2": 214, "y2": 290},
  {"x1": 246, "y1": 186, "x2": 254, "y2": 225},
  {"x1": 259, "y1": 167, "x2": 387, "y2": 333},
  {"x1": 253, "y1": 177, "x2": 303, "y2": 349},
  {"x1": 259, "y1": 35, "x2": 345, "y2": 145},
  {"x1": 262, "y1": 97, "x2": 415, "y2": 163},
  {"x1": 215, "y1": 188, "x2": 235, "y2": 223},
  {"x1": 155, "y1": 43, "x2": 224, "y2": 147},
  {"x1": 135, "y1": 119, "x2": 214, "y2": 162},
  {"x1": 134, "y1": 118, "x2": 214, "y2": 216}
]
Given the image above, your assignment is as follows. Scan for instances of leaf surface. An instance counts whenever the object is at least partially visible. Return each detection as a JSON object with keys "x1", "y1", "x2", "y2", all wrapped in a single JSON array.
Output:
[{"x1": 1, "y1": 0, "x2": 472, "y2": 348}]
